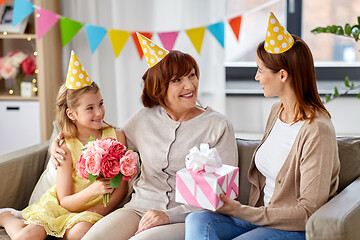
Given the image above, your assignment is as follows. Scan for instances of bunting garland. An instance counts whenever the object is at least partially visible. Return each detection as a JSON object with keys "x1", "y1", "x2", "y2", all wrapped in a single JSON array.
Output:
[
  {"x1": 228, "y1": 16, "x2": 242, "y2": 41},
  {"x1": 60, "y1": 16, "x2": 84, "y2": 47},
  {"x1": 10, "y1": 0, "x2": 245, "y2": 58},
  {"x1": 108, "y1": 30, "x2": 130, "y2": 58}
]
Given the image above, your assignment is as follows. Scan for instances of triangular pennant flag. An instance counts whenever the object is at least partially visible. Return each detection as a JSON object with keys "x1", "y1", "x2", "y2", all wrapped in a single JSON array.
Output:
[
  {"x1": 108, "y1": 29, "x2": 130, "y2": 58},
  {"x1": 85, "y1": 24, "x2": 107, "y2": 53},
  {"x1": 12, "y1": 0, "x2": 34, "y2": 27},
  {"x1": 185, "y1": 27, "x2": 206, "y2": 54},
  {"x1": 158, "y1": 31, "x2": 179, "y2": 51},
  {"x1": 131, "y1": 32, "x2": 152, "y2": 59},
  {"x1": 207, "y1": 22, "x2": 225, "y2": 48},
  {"x1": 228, "y1": 15, "x2": 242, "y2": 41},
  {"x1": 0, "y1": 0, "x2": 9, "y2": 6},
  {"x1": 35, "y1": 7, "x2": 60, "y2": 39},
  {"x1": 60, "y1": 16, "x2": 84, "y2": 47}
]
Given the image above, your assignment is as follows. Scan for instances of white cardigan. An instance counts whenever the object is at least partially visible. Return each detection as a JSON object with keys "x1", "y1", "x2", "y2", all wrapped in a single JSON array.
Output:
[{"x1": 122, "y1": 105, "x2": 238, "y2": 223}]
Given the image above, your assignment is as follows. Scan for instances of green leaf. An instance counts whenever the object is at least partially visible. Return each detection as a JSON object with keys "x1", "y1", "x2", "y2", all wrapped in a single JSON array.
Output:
[
  {"x1": 345, "y1": 24, "x2": 352, "y2": 35},
  {"x1": 334, "y1": 87, "x2": 339, "y2": 96},
  {"x1": 87, "y1": 136, "x2": 95, "y2": 144},
  {"x1": 311, "y1": 27, "x2": 326, "y2": 34},
  {"x1": 352, "y1": 26, "x2": 360, "y2": 41},
  {"x1": 325, "y1": 94, "x2": 331, "y2": 102},
  {"x1": 344, "y1": 76, "x2": 350, "y2": 87},
  {"x1": 110, "y1": 173, "x2": 123, "y2": 188},
  {"x1": 88, "y1": 173, "x2": 98, "y2": 182},
  {"x1": 335, "y1": 26, "x2": 344, "y2": 35},
  {"x1": 358, "y1": 16, "x2": 360, "y2": 25},
  {"x1": 357, "y1": 92, "x2": 360, "y2": 99},
  {"x1": 351, "y1": 82, "x2": 354, "y2": 88}
]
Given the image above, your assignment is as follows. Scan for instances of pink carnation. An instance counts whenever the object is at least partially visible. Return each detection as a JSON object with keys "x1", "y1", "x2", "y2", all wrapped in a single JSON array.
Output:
[
  {"x1": 84, "y1": 152, "x2": 102, "y2": 176},
  {"x1": 119, "y1": 150, "x2": 137, "y2": 181},
  {"x1": 109, "y1": 141, "x2": 126, "y2": 159},
  {"x1": 101, "y1": 153, "x2": 121, "y2": 178},
  {"x1": 76, "y1": 155, "x2": 89, "y2": 179},
  {"x1": 22, "y1": 57, "x2": 36, "y2": 75}
]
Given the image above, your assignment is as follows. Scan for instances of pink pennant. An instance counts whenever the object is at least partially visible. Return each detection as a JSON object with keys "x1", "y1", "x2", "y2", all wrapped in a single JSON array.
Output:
[
  {"x1": 35, "y1": 7, "x2": 60, "y2": 39},
  {"x1": 158, "y1": 31, "x2": 179, "y2": 51}
]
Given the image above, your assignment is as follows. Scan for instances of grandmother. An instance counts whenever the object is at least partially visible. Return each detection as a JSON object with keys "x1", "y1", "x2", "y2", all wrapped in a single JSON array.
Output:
[{"x1": 51, "y1": 35, "x2": 238, "y2": 240}]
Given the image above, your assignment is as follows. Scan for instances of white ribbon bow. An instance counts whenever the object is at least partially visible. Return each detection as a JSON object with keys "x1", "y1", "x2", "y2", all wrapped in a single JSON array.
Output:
[{"x1": 185, "y1": 143, "x2": 222, "y2": 173}]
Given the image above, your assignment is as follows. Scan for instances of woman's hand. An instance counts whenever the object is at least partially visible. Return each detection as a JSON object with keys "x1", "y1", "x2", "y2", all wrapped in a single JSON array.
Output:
[
  {"x1": 135, "y1": 210, "x2": 170, "y2": 234},
  {"x1": 215, "y1": 194, "x2": 241, "y2": 217},
  {"x1": 51, "y1": 132, "x2": 65, "y2": 169}
]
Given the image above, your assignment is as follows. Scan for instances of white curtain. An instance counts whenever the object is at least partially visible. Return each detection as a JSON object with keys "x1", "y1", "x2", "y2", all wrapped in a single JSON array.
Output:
[{"x1": 61, "y1": 0, "x2": 226, "y2": 127}]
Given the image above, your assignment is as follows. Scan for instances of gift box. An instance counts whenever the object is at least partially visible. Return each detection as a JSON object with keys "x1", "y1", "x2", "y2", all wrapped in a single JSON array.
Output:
[{"x1": 175, "y1": 143, "x2": 239, "y2": 211}]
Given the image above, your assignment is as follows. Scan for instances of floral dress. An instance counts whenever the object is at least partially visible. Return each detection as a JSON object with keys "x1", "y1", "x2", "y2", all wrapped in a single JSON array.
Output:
[{"x1": 22, "y1": 127, "x2": 116, "y2": 237}]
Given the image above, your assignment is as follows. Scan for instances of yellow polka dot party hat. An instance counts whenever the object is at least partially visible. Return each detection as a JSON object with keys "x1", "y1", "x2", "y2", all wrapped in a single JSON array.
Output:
[
  {"x1": 136, "y1": 32, "x2": 169, "y2": 68},
  {"x1": 265, "y1": 12, "x2": 294, "y2": 54},
  {"x1": 66, "y1": 50, "x2": 92, "y2": 89}
]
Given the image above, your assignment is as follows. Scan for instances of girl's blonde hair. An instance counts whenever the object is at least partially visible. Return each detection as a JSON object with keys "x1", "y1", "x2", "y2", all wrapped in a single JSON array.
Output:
[{"x1": 56, "y1": 82, "x2": 102, "y2": 138}]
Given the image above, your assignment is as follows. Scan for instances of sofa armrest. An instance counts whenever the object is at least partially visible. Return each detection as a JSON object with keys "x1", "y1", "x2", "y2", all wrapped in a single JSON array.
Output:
[
  {"x1": 306, "y1": 176, "x2": 360, "y2": 240},
  {"x1": 0, "y1": 141, "x2": 50, "y2": 210}
]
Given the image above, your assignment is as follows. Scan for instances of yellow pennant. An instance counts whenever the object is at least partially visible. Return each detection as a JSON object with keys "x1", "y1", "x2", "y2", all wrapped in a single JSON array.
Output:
[
  {"x1": 186, "y1": 27, "x2": 206, "y2": 54},
  {"x1": 108, "y1": 30, "x2": 130, "y2": 58}
]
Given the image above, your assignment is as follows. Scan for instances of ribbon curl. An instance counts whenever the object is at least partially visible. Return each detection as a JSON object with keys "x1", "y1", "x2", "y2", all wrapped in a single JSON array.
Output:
[{"x1": 185, "y1": 143, "x2": 222, "y2": 173}]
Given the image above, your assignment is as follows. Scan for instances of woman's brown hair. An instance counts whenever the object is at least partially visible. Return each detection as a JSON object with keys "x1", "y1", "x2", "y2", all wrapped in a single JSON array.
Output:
[
  {"x1": 257, "y1": 34, "x2": 330, "y2": 123},
  {"x1": 56, "y1": 82, "x2": 101, "y2": 138},
  {"x1": 141, "y1": 50, "x2": 200, "y2": 108}
]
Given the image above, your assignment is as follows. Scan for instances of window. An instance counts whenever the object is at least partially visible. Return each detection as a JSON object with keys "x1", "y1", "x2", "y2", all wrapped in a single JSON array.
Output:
[{"x1": 225, "y1": 0, "x2": 360, "y2": 95}]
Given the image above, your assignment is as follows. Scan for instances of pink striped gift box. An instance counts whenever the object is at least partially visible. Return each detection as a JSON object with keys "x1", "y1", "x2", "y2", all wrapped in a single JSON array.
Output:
[{"x1": 175, "y1": 164, "x2": 239, "y2": 211}]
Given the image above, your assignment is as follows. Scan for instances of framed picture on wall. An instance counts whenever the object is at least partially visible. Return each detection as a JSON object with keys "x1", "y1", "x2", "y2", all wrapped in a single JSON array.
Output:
[{"x1": 0, "y1": 0, "x2": 28, "y2": 34}]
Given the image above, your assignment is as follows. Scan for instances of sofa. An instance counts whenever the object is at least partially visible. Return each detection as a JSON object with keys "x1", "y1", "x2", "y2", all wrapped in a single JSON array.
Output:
[{"x1": 1, "y1": 124, "x2": 360, "y2": 240}]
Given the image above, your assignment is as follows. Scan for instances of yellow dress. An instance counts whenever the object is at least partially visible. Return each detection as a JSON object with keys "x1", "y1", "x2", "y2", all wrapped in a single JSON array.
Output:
[{"x1": 22, "y1": 127, "x2": 117, "y2": 238}]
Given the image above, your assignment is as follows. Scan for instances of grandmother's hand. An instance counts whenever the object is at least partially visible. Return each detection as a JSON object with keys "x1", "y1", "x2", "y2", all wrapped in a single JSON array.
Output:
[
  {"x1": 215, "y1": 194, "x2": 241, "y2": 217},
  {"x1": 135, "y1": 209, "x2": 170, "y2": 234},
  {"x1": 51, "y1": 132, "x2": 65, "y2": 169}
]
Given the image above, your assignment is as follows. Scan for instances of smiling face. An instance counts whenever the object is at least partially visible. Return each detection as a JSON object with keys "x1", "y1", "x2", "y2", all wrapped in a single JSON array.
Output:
[
  {"x1": 165, "y1": 68, "x2": 199, "y2": 113},
  {"x1": 255, "y1": 55, "x2": 284, "y2": 98},
  {"x1": 67, "y1": 90, "x2": 105, "y2": 131}
]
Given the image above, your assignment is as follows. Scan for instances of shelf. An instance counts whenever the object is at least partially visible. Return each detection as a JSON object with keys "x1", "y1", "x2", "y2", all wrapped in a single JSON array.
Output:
[
  {"x1": 0, "y1": 95, "x2": 38, "y2": 101},
  {"x1": 0, "y1": 33, "x2": 37, "y2": 40}
]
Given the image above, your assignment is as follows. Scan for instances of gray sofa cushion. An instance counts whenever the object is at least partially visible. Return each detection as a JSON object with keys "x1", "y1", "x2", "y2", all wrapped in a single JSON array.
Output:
[
  {"x1": 235, "y1": 137, "x2": 360, "y2": 205},
  {"x1": 336, "y1": 137, "x2": 360, "y2": 192}
]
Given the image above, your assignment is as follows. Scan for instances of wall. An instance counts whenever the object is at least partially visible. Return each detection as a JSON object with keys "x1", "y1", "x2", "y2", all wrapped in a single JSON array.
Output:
[{"x1": 226, "y1": 95, "x2": 360, "y2": 139}]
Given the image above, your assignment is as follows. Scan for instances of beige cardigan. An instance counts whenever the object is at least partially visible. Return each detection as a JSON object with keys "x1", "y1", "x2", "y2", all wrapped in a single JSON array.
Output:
[
  {"x1": 122, "y1": 105, "x2": 238, "y2": 223},
  {"x1": 233, "y1": 102, "x2": 340, "y2": 231}
]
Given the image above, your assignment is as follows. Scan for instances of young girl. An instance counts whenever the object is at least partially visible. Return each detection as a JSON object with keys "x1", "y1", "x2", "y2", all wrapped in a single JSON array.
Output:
[{"x1": 0, "y1": 51, "x2": 128, "y2": 240}]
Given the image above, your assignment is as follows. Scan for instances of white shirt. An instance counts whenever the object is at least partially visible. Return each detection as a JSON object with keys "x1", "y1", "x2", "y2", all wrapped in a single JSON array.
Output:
[{"x1": 255, "y1": 116, "x2": 304, "y2": 206}]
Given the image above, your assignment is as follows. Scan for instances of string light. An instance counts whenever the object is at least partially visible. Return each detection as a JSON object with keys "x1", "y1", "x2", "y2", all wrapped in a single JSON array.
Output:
[
  {"x1": 9, "y1": 89, "x2": 14, "y2": 95},
  {"x1": 35, "y1": 69, "x2": 38, "y2": 74},
  {"x1": 33, "y1": 51, "x2": 38, "y2": 56},
  {"x1": 33, "y1": 87, "x2": 38, "y2": 92},
  {"x1": 32, "y1": 78, "x2": 37, "y2": 83},
  {"x1": 27, "y1": 37, "x2": 32, "y2": 41},
  {"x1": 3, "y1": 32, "x2": 7, "y2": 35},
  {"x1": 36, "y1": 13, "x2": 40, "y2": 18}
]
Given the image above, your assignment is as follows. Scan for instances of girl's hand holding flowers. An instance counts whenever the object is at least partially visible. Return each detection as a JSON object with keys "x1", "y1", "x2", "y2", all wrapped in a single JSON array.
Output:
[{"x1": 76, "y1": 137, "x2": 137, "y2": 207}]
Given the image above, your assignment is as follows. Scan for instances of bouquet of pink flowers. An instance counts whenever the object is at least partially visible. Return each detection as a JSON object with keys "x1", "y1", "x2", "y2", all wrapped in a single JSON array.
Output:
[
  {"x1": 76, "y1": 137, "x2": 137, "y2": 207},
  {"x1": 0, "y1": 50, "x2": 36, "y2": 79}
]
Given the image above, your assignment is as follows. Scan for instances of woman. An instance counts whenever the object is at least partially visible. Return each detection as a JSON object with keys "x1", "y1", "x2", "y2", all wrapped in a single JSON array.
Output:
[
  {"x1": 51, "y1": 44, "x2": 238, "y2": 239},
  {"x1": 185, "y1": 13, "x2": 340, "y2": 240}
]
